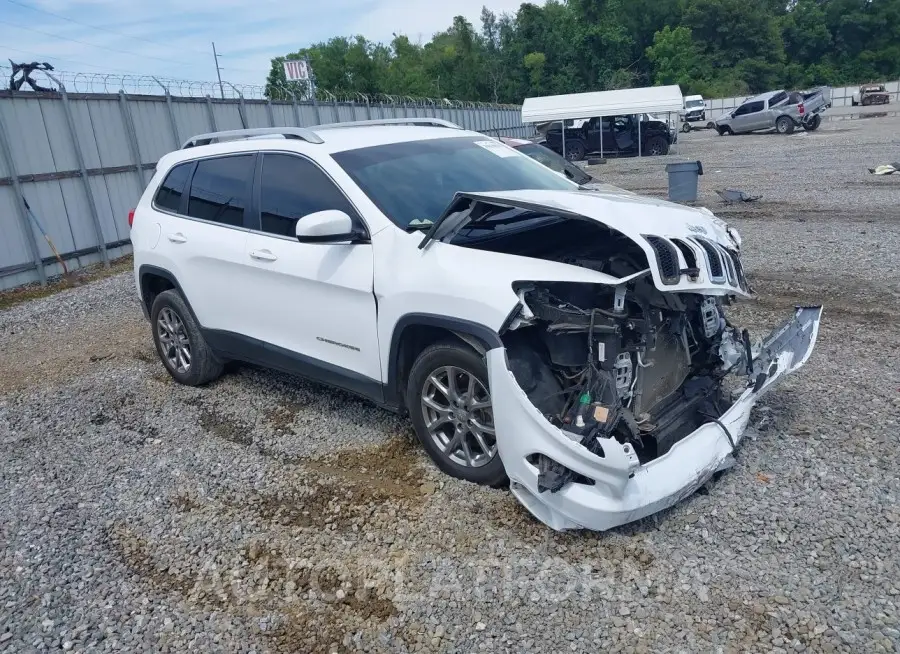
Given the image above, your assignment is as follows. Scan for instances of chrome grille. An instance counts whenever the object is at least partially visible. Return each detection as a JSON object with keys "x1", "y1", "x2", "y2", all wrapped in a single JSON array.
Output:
[{"x1": 644, "y1": 236, "x2": 680, "y2": 285}]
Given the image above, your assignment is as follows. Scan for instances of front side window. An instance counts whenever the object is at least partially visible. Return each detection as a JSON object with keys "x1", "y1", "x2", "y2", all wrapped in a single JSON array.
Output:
[
  {"x1": 257, "y1": 153, "x2": 356, "y2": 237},
  {"x1": 186, "y1": 155, "x2": 254, "y2": 227},
  {"x1": 332, "y1": 136, "x2": 574, "y2": 230},
  {"x1": 515, "y1": 143, "x2": 592, "y2": 185},
  {"x1": 154, "y1": 162, "x2": 192, "y2": 213}
]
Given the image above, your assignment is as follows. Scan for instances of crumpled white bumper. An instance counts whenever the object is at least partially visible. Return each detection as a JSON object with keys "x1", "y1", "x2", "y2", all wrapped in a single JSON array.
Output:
[{"x1": 488, "y1": 306, "x2": 823, "y2": 532}]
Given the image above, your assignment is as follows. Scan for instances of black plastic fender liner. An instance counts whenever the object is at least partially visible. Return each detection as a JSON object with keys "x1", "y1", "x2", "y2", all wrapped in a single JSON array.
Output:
[
  {"x1": 385, "y1": 313, "x2": 504, "y2": 406},
  {"x1": 137, "y1": 264, "x2": 200, "y2": 324}
]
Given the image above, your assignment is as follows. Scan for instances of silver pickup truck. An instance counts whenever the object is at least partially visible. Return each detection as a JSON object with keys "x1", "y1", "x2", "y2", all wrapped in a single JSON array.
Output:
[{"x1": 715, "y1": 89, "x2": 827, "y2": 135}]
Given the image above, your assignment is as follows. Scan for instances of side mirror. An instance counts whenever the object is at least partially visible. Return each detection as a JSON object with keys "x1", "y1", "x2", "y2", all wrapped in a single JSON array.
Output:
[{"x1": 295, "y1": 210, "x2": 369, "y2": 244}]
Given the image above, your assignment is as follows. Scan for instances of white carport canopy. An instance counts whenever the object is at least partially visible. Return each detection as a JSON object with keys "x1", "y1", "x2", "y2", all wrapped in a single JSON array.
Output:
[{"x1": 521, "y1": 85, "x2": 684, "y2": 123}]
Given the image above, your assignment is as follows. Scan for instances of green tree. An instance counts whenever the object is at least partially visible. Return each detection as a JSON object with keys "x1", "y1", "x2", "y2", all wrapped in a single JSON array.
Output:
[{"x1": 645, "y1": 26, "x2": 710, "y2": 92}]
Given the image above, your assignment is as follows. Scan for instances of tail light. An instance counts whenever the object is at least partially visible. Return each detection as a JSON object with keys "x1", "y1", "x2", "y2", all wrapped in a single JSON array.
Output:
[
  {"x1": 798, "y1": 103, "x2": 805, "y2": 115},
  {"x1": 128, "y1": 209, "x2": 135, "y2": 227}
]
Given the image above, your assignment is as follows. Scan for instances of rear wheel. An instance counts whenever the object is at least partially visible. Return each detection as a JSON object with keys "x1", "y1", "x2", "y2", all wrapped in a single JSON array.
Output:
[
  {"x1": 717, "y1": 125, "x2": 732, "y2": 136},
  {"x1": 407, "y1": 342, "x2": 507, "y2": 487},
  {"x1": 150, "y1": 290, "x2": 223, "y2": 386},
  {"x1": 803, "y1": 114, "x2": 822, "y2": 131},
  {"x1": 775, "y1": 116, "x2": 795, "y2": 134},
  {"x1": 563, "y1": 139, "x2": 586, "y2": 161},
  {"x1": 645, "y1": 135, "x2": 669, "y2": 156}
]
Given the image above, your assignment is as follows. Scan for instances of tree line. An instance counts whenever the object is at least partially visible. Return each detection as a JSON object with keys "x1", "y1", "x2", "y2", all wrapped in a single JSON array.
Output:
[{"x1": 265, "y1": 0, "x2": 900, "y2": 104}]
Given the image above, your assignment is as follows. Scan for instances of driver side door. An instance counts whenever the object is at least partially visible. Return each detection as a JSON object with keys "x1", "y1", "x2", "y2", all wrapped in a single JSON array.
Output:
[{"x1": 238, "y1": 152, "x2": 382, "y2": 393}]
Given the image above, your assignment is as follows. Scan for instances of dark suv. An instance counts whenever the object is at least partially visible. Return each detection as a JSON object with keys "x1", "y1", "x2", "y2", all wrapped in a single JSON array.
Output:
[{"x1": 545, "y1": 115, "x2": 674, "y2": 161}]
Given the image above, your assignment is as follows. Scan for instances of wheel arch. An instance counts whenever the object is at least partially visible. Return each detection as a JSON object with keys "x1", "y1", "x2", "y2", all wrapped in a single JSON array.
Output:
[
  {"x1": 386, "y1": 314, "x2": 503, "y2": 409},
  {"x1": 138, "y1": 265, "x2": 199, "y2": 325}
]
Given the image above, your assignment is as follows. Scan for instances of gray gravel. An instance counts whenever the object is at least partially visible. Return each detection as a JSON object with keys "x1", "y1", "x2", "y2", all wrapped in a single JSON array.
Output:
[{"x1": 2, "y1": 116, "x2": 899, "y2": 653}]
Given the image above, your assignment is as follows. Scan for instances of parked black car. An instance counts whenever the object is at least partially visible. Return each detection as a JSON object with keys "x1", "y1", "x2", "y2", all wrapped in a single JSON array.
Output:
[{"x1": 545, "y1": 115, "x2": 675, "y2": 161}]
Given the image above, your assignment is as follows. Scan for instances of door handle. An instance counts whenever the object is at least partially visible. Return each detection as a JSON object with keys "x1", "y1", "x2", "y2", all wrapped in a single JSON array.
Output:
[
  {"x1": 167, "y1": 232, "x2": 187, "y2": 244},
  {"x1": 249, "y1": 249, "x2": 278, "y2": 262}
]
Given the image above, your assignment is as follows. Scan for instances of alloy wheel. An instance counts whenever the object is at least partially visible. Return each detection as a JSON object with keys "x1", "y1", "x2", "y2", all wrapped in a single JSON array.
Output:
[
  {"x1": 420, "y1": 365, "x2": 496, "y2": 468},
  {"x1": 157, "y1": 307, "x2": 191, "y2": 373}
]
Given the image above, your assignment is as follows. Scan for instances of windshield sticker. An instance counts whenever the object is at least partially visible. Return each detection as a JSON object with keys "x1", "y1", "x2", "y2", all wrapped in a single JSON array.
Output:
[{"x1": 474, "y1": 140, "x2": 518, "y2": 158}]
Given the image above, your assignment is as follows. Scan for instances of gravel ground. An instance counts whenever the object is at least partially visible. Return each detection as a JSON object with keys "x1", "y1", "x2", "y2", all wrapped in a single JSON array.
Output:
[{"x1": 1, "y1": 116, "x2": 899, "y2": 653}]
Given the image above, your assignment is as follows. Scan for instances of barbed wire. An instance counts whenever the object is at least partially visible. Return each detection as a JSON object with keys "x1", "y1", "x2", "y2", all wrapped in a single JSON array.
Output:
[{"x1": 0, "y1": 64, "x2": 521, "y2": 108}]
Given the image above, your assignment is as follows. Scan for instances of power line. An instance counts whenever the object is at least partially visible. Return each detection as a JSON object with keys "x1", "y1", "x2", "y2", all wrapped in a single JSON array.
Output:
[
  {"x1": 0, "y1": 42, "x2": 144, "y2": 74},
  {"x1": 0, "y1": 18, "x2": 206, "y2": 68},
  {"x1": 4, "y1": 0, "x2": 211, "y2": 56},
  {"x1": 2, "y1": 0, "x2": 265, "y2": 74}
]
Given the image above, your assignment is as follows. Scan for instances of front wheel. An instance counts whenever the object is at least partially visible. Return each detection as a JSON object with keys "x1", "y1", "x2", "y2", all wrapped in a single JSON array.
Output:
[
  {"x1": 406, "y1": 342, "x2": 507, "y2": 487},
  {"x1": 775, "y1": 116, "x2": 795, "y2": 134}
]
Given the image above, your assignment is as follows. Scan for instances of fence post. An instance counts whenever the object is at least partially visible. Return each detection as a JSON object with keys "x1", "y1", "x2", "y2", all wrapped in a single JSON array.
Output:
[
  {"x1": 153, "y1": 77, "x2": 180, "y2": 149},
  {"x1": 291, "y1": 96, "x2": 301, "y2": 127},
  {"x1": 205, "y1": 96, "x2": 218, "y2": 131},
  {"x1": 58, "y1": 84, "x2": 109, "y2": 267},
  {"x1": 238, "y1": 94, "x2": 248, "y2": 128},
  {"x1": 0, "y1": 112, "x2": 46, "y2": 285},
  {"x1": 118, "y1": 90, "x2": 149, "y2": 190},
  {"x1": 365, "y1": 97, "x2": 373, "y2": 120},
  {"x1": 266, "y1": 99, "x2": 276, "y2": 127}
]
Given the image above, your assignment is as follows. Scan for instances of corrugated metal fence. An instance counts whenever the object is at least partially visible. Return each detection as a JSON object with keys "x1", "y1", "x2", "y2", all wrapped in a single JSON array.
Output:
[{"x1": 0, "y1": 90, "x2": 529, "y2": 291}]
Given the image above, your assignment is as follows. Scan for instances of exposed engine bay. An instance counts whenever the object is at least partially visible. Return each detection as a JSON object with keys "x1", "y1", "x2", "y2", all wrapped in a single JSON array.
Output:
[
  {"x1": 436, "y1": 191, "x2": 821, "y2": 530},
  {"x1": 503, "y1": 273, "x2": 757, "y2": 495}
]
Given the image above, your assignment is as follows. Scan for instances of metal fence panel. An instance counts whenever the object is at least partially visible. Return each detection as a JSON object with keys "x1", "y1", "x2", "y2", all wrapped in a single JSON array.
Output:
[
  {"x1": 171, "y1": 100, "x2": 213, "y2": 142},
  {"x1": 211, "y1": 102, "x2": 244, "y2": 131},
  {"x1": 243, "y1": 103, "x2": 270, "y2": 128},
  {"x1": 0, "y1": 97, "x2": 54, "y2": 176},
  {"x1": 0, "y1": 186, "x2": 32, "y2": 269},
  {"x1": 130, "y1": 98, "x2": 180, "y2": 160}
]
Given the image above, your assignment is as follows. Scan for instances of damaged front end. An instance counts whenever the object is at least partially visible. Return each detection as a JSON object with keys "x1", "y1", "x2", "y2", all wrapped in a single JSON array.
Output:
[
  {"x1": 428, "y1": 190, "x2": 822, "y2": 531},
  {"x1": 492, "y1": 276, "x2": 820, "y2": 531}
]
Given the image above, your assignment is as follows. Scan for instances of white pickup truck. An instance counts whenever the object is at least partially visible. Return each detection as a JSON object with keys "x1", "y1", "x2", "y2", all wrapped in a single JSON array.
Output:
[{"x1": 715, "y1": 88, "x2": 827, "y2": 135}]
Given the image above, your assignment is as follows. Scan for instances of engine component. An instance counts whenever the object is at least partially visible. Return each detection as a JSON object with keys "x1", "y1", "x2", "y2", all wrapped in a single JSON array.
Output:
[
  {"x1": 614, "y1": 352, "x2": 633, "y2": 398},
  {"x1": 700, "y1": 297, "x2": 724, "y2": 338},
  {"x1": 632, "y1": 332, "x2": 691, "y2": 415},
  {"x1": 719, "y1": 328, "x2": 746, "y2": 372}
]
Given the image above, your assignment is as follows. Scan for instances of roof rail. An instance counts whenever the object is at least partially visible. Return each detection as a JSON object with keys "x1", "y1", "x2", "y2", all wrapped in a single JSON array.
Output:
[
  {"x1": 182, "y1": 127, "x2": 324, "y2": 149},
  {"x1": 314, "y1": 118, "x2": 462, "y2": 130}
]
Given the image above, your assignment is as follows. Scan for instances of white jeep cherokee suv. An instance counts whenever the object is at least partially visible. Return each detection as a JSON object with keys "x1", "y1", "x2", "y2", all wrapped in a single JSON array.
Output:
[{"x1": 131, "y1": 119, "x2": 822, "y2": 531}]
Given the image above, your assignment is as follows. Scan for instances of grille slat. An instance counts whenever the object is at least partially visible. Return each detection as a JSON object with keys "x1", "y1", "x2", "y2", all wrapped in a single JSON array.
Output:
[
  {"x1": 643, "y1": 236, "x2": 680, "y2": 285},
  {"x1": 713, "y1": 242, "x2": 738, "y2": 286},
  {"x1": 691, "y1": 237, "x2": 725, "y2": 283}
]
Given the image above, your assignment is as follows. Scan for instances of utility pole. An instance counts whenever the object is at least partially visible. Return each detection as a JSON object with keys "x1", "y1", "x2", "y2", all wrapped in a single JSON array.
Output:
[{"x1": 211, "y1": 42, "x2": 224, "y2": 99}]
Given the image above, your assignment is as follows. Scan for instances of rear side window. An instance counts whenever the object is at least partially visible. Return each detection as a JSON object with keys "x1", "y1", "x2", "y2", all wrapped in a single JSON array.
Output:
[
  {"x1": 257, "y1": 153, "x2": 356, "y2": 237},
  {"x1": 768, "y1": 91, "x2": 788, "y2": 106},
  {"x1": 187, "y1": 155, "x2": 254, "y2": 227},
  {"x1": 154, "y1": 162, "x2": 192, "y2": 213}
]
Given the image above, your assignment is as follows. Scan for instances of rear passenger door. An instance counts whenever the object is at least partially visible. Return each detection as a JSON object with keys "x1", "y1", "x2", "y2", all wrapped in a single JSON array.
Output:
[
  {"x1": 241, "y1": 152, "x2": 381, "y2": 387},
  {"x1": 154, "y1": 154, "x2": 255, "y2": 334}
]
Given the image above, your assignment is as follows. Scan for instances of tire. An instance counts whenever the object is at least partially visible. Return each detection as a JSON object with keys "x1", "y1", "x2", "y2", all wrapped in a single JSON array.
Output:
[
  {"x1": 406, "y1": 342, "x2": 507, "y2": 487},
  {"x1": 644, "y1": 135, "x2": 669, "y2": 156},
  {"x1": 563, "y1": 140, "x2": 586, "y2": 161},
  {"x1": 851, "y1": 100, "x2": 858, "y2": 107},
  {"x1": 775, "y1": 116, "x2": 795, "y2": 135},
  {"x1": 150, "y1": 289, "x2": 224, "y2": 386},
  {"x1": 681, "y1": 122, "x2": 691, "y2": 133},
  {"x1": 717, "y1": 125, "x2": 732, "y2": 136},
  {"x1": 803, "y1": 114, "x2": 822, "y2": 131}
]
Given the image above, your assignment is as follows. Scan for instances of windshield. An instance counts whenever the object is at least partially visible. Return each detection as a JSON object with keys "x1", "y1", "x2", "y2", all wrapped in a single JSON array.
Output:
[
  {"x1": 332, "y1": 136, "x2": 575, "y2": 229},
  {"x1": 514, "y1": 143, "x2": 592, "y2": 185},
  {"x1": 685, "y1": 99, "x2": 704, "y2": 108}
]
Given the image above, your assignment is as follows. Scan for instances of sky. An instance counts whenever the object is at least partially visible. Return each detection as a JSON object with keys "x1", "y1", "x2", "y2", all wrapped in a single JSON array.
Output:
[{"x1": 1, "y1": 0, "x2": 530, "y2": 89}]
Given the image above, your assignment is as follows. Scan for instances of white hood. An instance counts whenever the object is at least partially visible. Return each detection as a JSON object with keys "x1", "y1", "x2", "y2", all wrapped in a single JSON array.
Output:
[{"x1": 437, "y1": 189, "x2": 750, "y2": 298}]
